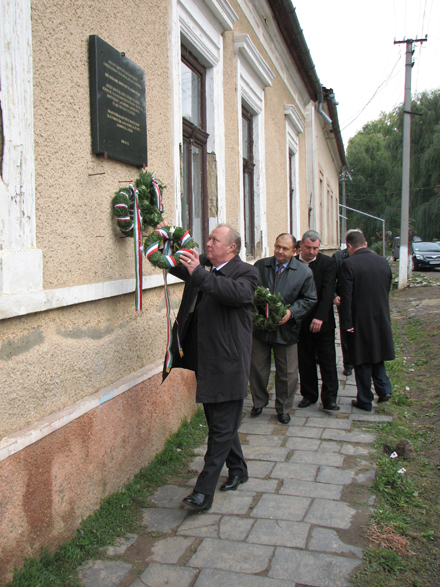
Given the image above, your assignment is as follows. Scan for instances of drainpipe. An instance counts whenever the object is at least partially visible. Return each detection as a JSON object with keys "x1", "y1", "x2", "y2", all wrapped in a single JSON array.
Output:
[{"x1": 317, "y1": 101, "x2": 332, "y2": 125}]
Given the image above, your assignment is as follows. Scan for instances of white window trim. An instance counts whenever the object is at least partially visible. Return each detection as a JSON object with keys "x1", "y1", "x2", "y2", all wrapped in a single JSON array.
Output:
[
  {"x1": 234, "y1": 34, "x2": 274, "y2": 259},
  {"x1": 285, "y1": 104, "x2": 305, "y2": 239},
  {"x1": 0, "y1": 0, "x2": 43, "y2": 296}
]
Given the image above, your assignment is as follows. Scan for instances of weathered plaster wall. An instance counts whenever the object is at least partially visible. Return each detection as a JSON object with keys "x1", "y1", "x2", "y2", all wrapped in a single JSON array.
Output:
[
  {"x1": 0, "y1": 368, "x2": 196, "y2": 583},
  {"x1": 31, "y1": 0, "x2": 174, "y2": 289}
]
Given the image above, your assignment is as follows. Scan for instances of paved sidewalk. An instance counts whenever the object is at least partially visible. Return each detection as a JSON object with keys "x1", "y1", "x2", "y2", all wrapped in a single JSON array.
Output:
[{"x1": 77, "y1": 344, "x2": 392, "y2": 587}]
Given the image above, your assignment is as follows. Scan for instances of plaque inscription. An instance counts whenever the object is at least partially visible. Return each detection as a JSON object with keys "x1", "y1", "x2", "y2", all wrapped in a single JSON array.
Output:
[{"x1": 89, "y1": 35, "x2": 148, "y2": 166}]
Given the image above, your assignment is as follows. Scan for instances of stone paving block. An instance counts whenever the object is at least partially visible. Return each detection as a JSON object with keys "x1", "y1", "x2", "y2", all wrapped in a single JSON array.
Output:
[
  {"x1": 142, "y1": 508, "x2": 187, "y2": 532},
  {"x1": 284, "y1": 426, "x2": 323, "y2": 439},
  {"x1": 351, "y1": 414, "x2": 393, "y2": 423},
  {"x1": 304, "y1": 499, "x2": 356, "y2": 529},
  {"x1": 317, "y1": 466, "x2": 355, "y2": 485},
  {"x1": 238, "y1": 477, "x2": 279, "y2": 494},
  {"x1": 250, "y1": 494, "x2": 311, "y2": 521},
  {"x1": 77, "y1": 560, "x2": 132, "y2": 587},
  {"x1": 336, "y1": 404, "x2": 354, "y2": 414},
  {"x1": 135, "y1": 562, "x2": 197, "y2": 587},
  {"x1": 239, "y1": 420, "x2": 276, "y2": 435},
  {"x1": 285, "y1": 437, "x2": 321, "y2": 451},
  {"x1": 194, "y1": 567, "x2": 294, "y2": 587},
  {"x1": 318, "y1": 441, "x2": 342, "y2": 452},
  {"x1": 219, "y1": 516, "x2": 255, "y2": 541},
  {"x1": 290, "y1": 450, "x2": 345, "y2": 467},
  {"x1": 247, "y1": 518, "x2": 310, "y2": 548},
  {"x1": 177, "y1": 514, "x2": 221, "y2": 538},
  {"x1": 187, "y1": 538, "x2": 274, "y2": 574},
  {"x1": 148, "y1": 536, "x2": 195, "y2": 564},
  {"x1": 338, "y1": 395, "x2": 357, "y2": 404},
  {"x1": 340, "y1": 443, "x2": 370, "y2": 456},
  {"x1": 309, "y1": 527, "x2": 363, "y2": 558},
  {"x1": 243, "y1": 434, "x2": 285, "y2": 447},
  {"x1": 271, "y1": 462, "x2": 318, "y2": 482},
  {"x1": 247, "y1": 459, "x2": 276, "y2": 479},
  {"x1": 104, "y1": 534, "x2": 137, "y2": 556},
  {"x1": 209, "y1": 490, "x2": 254, "y2": 515},
  {"x1": 280, "y1": 478, "x2": 342, "y2": 501},
  {"x1": 354, "y1": 469, "x2": 376, "y2": 485},
  {"x1": 243, "y1": 445, "x2": 290, "y2": 462},
  {"x1": 321, "y1": 429, "x2": 375, "y2": 443},
  {"x1": 268, "y1": 547, "x2": 360, "y2": 587},
  {"x1": 242, "y1": 412, "x2": 273, "y2": 423},
  {"x1": 285, "y1": 415, "x2": 306, "y2": 426},
  {"x1": 189, "y1": 457, "x2": 227, "y2": 476},
  {"x1": 150, "y1": 485, "x2": 191, "y2": 509},
  {"x1": 305, "y1": 417, "x2": 351, "y2": 429}
]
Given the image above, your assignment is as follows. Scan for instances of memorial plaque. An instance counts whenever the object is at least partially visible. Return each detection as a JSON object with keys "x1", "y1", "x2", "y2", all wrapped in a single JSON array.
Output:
[{"x1": 89, "y1": 35, "x2": 148, "y2": 166}]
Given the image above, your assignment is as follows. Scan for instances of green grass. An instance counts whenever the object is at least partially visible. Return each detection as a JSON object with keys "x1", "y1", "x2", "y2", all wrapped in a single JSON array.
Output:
[
  {"x1": 7, "y1": 409, "x2": 208, "y2": 587},
  {"x1": 350, "y1": 299, "x2": 440, "y2": 586}
]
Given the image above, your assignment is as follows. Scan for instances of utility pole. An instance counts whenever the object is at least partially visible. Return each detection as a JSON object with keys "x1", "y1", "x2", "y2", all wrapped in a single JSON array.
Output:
[{"x1": 394, "y1": 35, "x2": 427, "y2": 289}]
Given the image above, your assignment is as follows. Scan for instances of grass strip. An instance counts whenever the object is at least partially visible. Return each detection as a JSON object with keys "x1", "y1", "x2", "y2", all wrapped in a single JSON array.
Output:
[
  {"x1": 351, "y1": 303, "x2": 440, "y2": 586},
  {"x1": 7, "y1": 408, "x2": 208, "y2": 587}
]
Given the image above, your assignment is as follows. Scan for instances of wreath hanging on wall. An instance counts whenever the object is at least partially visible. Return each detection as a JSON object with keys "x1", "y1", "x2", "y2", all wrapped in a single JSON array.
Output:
[
  {"x1": 111, "y1": 170, "x2": 165, "y2": 236},
  {"x1": 253, "y1": 286, "x2": 289, "y2": 331},
  {"x1": 144, "y1": 226, "x2": 196, "y2": 270}
]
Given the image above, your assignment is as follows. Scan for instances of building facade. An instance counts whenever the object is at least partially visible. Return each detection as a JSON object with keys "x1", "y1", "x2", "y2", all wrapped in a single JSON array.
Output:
[{"x1": 0, "y1": 0, "x2": 346, "y2": 579}]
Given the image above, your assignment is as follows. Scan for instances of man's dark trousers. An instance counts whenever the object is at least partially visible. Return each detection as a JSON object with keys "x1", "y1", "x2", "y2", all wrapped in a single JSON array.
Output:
[
  {"x1": 194, "y1": 399, "x2": 247, "y2": 496},
  {"x1": 298, "y1": 329, "x2": 338, "y2": 405},
  {"x1": 354, "y1": 362, "x2": 392, "y2": 408}
]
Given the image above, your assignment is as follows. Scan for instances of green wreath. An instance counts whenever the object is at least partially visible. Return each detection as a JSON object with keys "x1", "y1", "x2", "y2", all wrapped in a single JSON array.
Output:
[
  {"x1": 111, "y1": 170, "x2": 165, "y2": 236},
  {"x1": 253, "y1": 286, "x2": 289, "y2": 331},
  {"x1": 144, "y1": 226, "x2": 196, "y2": 270}
]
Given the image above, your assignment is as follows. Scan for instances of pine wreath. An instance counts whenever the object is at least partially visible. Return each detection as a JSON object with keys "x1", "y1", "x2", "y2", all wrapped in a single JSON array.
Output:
[
  {"x1": 253, "y1": 286, "x2": 289, "y2": 331},
  {"x1": 111, "y1": 170, "x2": 165, "y2": 236},
  {"x1": 144, "y1": 226, "x2": 196, "y2": 270}
]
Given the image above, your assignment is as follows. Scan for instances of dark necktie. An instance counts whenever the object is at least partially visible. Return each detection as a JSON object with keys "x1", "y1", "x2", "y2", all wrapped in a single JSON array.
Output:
[{"x1": 276, "y1": 263, "x2": 283, "y2": 276}]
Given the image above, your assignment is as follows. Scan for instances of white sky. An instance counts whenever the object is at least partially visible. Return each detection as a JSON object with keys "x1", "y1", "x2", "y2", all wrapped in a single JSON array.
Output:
[{"x1": 294, "y1": 0, "x2": 440, "y2": 149}]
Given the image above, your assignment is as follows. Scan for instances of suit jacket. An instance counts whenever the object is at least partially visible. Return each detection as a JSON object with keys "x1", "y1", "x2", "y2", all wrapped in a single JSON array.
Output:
[
  {"x1": 340, "y1": 248, "x2": 395, "y2": 365},
  {"x1": 162, "y1": 254, "x2": 259, "y2": 404},
  {"x1": 252, "y1": 256, "x2": 317, "y2": 345},
  {"x1": 297, "y1": 252, "x2": 337, "y2": 333}
]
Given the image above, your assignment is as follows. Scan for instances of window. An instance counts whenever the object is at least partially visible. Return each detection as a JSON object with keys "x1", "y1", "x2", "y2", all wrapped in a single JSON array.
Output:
[
  {"x1": 288, "y1": 150, "x2": 297, "y2": 236},
  {"x1": 242, "y1": 106, "x2": 255, "y2": 257},
  {"x1": 181, "y1": 48, "x2": 209, "y2": 250}
]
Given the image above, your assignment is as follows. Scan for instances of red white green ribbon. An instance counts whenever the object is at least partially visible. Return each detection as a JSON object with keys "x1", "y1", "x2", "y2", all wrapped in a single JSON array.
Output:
[
  {"x1": 152, "y1": 175, "x2": 163, "y2": 212},
  {"x1": 131, "y1": 184, "x2": 143, "y2": 311},
  {"x1": 265, "y1": 287, "x2": 270, "y2": 318}
]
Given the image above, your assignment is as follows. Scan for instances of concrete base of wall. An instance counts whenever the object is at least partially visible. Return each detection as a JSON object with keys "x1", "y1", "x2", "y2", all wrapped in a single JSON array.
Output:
[{"x1": 0, "y1": 365, "x2": 196, "y2": 583}]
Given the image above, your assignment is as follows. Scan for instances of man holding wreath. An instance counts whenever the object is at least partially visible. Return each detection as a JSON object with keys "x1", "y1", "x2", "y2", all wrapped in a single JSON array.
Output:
[
  {"x1": 249, "y1": 233, "x2": 317, "y2": 424},
  {"x1": 161, "y1": 223, "x2": 259, "y2": 510}
]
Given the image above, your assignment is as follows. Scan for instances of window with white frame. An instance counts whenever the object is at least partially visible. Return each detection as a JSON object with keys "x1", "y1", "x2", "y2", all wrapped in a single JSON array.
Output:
[{"x1": 284, "y1": 105, "x2": 304, "y2": 240}]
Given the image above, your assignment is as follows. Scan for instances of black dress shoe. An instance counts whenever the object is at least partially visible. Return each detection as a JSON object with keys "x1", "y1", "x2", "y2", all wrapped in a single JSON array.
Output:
[
  {"x1": 251, "y1": 406, "x2": 263, "y2": 416},
  {"x1": 298, "y1": 398, "x2": 316, "y2": 408},
  {"x1": 351, "y1": 399, "x2": 372, "y2": 412},
  {"x1": 277, "y1": 413, "x2": 291, "y2": 424},
  {"x1": 220, "y1": 473, "x2": 249, "y2": 491},
  {"x1": 343, "y1": 368, "x2": 353, "y2": 377},
  {"x1": 323, "y1": 402, "x2": 340, "y2": 411},
  {"x1": 182, "y1": 491, "x2": 213, "y2": 510},
  {"x1": 378, "y1": 394, "x2": 392, "y2": 403}
]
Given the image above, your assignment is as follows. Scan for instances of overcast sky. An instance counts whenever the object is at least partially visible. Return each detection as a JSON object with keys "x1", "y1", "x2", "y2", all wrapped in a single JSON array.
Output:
[{"x1": 294, "y1": 0, "x2": 440, "y2": 149}]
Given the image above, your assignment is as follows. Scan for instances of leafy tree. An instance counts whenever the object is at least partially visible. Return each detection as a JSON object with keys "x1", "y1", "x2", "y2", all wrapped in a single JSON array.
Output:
[{"x1": 344, "y1": 90, "x2": 440, "y2": 244}]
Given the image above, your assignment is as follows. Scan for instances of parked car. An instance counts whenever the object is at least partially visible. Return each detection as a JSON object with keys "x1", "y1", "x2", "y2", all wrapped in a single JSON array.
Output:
[
  {"x1": 411, "y1": 241, "x2": 440, "y2": 270},
  {"x1": 392, "y1": 236, "x2": 422, "y2": 261}
]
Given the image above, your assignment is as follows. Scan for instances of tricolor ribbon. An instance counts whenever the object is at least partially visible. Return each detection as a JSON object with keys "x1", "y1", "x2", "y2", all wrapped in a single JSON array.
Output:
[
  {"x1": 131, "y1": 184, "x2": 143, "y2": 311},
  {"x1": 152, "y1": 175, "x2": 163, "y2": 212},
  {"x1": 265, "y1": 287, "x2": 270, "y2": 318}
]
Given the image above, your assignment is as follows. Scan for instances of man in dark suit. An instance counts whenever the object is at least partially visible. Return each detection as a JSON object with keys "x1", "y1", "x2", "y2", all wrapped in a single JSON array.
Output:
[
  {"x1": 249, "y1": 233, "x2": 317, "y2": 424},
  {"x1": 340, "y1": 229, "x2": 395, "y2": 411},
  {"x1": 297, "y1": 230, "x2": 339, "y2": 411},
  {"x1": 162, "y1": 224, "x2": 259, "y2": 510}
]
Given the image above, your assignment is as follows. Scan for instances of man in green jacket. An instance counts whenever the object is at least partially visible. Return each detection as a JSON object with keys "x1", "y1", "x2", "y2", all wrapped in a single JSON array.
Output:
[{"x1": 249, "y1": 233, "x2": 317, "y2": 424}]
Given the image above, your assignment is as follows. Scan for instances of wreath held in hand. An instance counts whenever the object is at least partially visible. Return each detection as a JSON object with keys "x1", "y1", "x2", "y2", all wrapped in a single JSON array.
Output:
[
  {"x1": 144, "y1": 226, "x2": 196, "y2": 270},
  {"x1": 253, "y1": 286, "x2": 289, "y2": 331}
]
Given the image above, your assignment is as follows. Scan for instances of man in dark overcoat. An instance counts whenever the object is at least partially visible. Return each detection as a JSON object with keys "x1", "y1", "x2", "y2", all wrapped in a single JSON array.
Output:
[
  {"x1": 162, "y1": 224, "x2": 259, "y2": 510},
  {"x1": 250, "y1": 233, "x2": 317, "y2": 424},
  {"x1": 296, "y1": 230, "x2": 340, "y2": 410},
  {"x1": 340, "y1": 229, "x2": 395, "y2": 411}
]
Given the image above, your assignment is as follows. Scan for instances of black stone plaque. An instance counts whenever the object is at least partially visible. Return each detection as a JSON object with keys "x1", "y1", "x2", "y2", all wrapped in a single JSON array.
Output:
[{"x1": 89, "y1": 35, "x2": 147, "y2": 166}]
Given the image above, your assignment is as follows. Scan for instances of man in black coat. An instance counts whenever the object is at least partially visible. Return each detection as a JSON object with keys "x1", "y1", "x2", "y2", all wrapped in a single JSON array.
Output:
[
  {"x1": 297, "y1": 230, "x2": 340, "y2": 411},
  {"x1": 340, "y1": 229, "x2": 395, "y2": 411},
  {"x1": 162, "y1": 224, "x2": 259, "y2": 510},
  {"x1": 250, "y1": 233, "x2": 317, "y2": 424}
]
